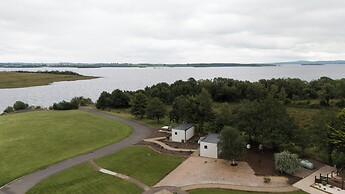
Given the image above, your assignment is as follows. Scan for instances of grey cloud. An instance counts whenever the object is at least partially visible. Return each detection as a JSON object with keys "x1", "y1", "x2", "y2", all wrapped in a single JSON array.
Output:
[{"x1": 1, "y1": 0, "x2": 345, "y2": 63}]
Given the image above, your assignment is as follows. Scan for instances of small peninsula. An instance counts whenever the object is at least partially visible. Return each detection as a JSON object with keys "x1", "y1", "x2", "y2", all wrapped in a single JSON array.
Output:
[{"x1": 0, "y1": 71, "x2": 97, "y2": 89}]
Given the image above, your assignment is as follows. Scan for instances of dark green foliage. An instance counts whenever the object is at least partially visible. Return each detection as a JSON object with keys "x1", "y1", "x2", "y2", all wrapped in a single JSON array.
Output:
[
  {"x1": 232, "y1": 98, "x2": 298, "y2": 150},
  {"x1": 130, "y1": 92, "x2": 147, "y2": 119},
  {"x1": 145, "y1": 97, "x2": 167, "y2": 123},
  {"x1": 328, "y1": 109, "x2": 345, "y2": 153},
  {"x1": 184, "y1": 89, "x2": 214, "y2": 132},
  {"x1": 96, "y1": 91, "x2": 111, "y2": 109},
  {"x1": 145, "y1": 82, "x2": 171, "y2": 104},
  {"x1": 13, "y1": 101, "x2": 29, "y2": 110},
  {"x1": 3, "y1": 106, "x2": 14, "y2": 113},
  {"x1": 52, "y1": 100, "x2": 79, "y2": 110},
  {"x1": 52, "y1": 97, "x2": 89, "y2": 110},
  {"x1": 110, "y1": 89, "x2": 131, "y2": 108},
  {"x1": 71, "y1": 96, "x2": 93, "y2": 106},
  {"x1": 169, "y1": 96, "x2": 189, "y2": 123},
  {"x1": 219, "y1": 126, "x2": 246, "y2": 162},
  {"x1": 274, "y1": 151, "x2": 299, "y2": 175},
  {"x1": 336, "y1": 99, "x2": 345, "y2": 108}
]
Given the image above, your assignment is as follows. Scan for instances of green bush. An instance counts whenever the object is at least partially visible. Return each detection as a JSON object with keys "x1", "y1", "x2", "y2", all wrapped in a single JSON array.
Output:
[
  {"x1": 13, "y1": 101, "x2": 29, "y2": 111},
  {"x1": 274, "y1": 151, "x2": 300, "y2": 175},
  {"x1": 263, "y1": 177, "x2": 271, "y2": 184},
  {"x1": 3, "y1": 106, "x2": 14, "y2": 113}
]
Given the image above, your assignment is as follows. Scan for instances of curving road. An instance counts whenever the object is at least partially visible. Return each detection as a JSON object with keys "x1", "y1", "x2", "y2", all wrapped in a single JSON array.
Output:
[{"x1": 0, "y1": 109, "x2": 152, "y2": 194}]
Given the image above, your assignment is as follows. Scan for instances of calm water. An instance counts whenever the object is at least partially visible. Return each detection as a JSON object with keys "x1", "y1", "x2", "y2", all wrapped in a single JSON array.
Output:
[{"x1": 1, "y1": 65, "x2": 345, "y2": 112}]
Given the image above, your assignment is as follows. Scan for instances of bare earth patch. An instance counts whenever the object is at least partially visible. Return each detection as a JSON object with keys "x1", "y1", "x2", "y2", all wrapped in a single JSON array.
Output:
[{"x1": 155, "y1": 156, "x2": 290, "y2": 188}]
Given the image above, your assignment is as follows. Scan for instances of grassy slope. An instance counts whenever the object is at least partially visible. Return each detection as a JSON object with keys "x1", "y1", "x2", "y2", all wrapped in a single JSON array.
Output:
[
  {"x1": 0, "y1": 72, "x2": 96, "y2": 88},
  {"x1": 107, "y1": 109, "x2": 175, "y2": 129},
  {"x1": 96, "y1": 146, "x2": 185, "y2": 186},
  {"x1": 0, "y1": 110, "x2": 132, "y2": 186},
  {"x1": 27, "y1": 163, "x2": 143, "y2": 194},
  {"x1": 190, "y1": 189, "x2": 307, "y2": 194}
]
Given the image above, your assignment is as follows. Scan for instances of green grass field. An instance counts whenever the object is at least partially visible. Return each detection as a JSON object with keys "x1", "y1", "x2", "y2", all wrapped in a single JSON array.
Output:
[
  {"x1": 0, "y1": 71, "x2": 96, "y2": 88},
  {"x1": 96, "y1": 146, "x2": 185, "y2": 186},
  {"x1": 27, "y1": 163, "x2": 143, "y2": 194},
  {"x1": 189, "y1": 189, "x2": 307, "y2": 194},
  {"x1": 0, "y1": 110, "x2": 132, "y2": 186},
  {"x1": 108, "y1": 109, "x2": 174, "y2": 128}
]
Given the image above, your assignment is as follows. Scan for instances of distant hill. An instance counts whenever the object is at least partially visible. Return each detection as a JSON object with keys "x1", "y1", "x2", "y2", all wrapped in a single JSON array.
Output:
[{"x1": 273, "y1": 60, "x2": 345, "y2": 65}]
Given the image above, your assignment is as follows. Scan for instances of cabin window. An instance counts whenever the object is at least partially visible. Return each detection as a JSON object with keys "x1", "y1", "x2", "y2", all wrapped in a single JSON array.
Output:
[
  {"x1": 204, "y1": 145, "x2": 208, "y2": 149},
  {"x1": 174, "y1": 132, "x2": 177, "y2": 135}
]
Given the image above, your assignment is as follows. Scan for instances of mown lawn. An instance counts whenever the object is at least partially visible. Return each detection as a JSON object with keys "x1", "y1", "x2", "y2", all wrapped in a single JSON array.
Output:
[
  {"x1": 0, "y1": 71, "x2": 96, "y2": 88},
  {"x1": 0, "y1": 110, "x2": 132, "y2": 186},
  {"x1": 27, "y1": 163, "x2": 142, "y2": 194},
  {"x1": 96, "y1": 145, "x2": 185, "y2": 186},
  {"x1": 190, "y1": 189, "x2": 307, "y2": 194},
  {"x1": 107, "y1": 109, "x2": 174, "y2": 129}
]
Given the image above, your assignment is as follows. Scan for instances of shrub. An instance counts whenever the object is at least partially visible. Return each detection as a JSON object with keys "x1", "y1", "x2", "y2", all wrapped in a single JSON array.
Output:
[
  {"x1": 336, "y1": 99, "x2": 345, "y2": 108},
  {"x1": 13, "y1": 101, "x2": 29, "y2": 111},
  {"x1": 274, "y1": 151, "x2": 299, "y2": 175},
  {"x1": 52, "y1": 100, "x2": 78, "y2": 110},
  {"x1": 3, "y1": 106, "x2": 14, "y2": 113},
  {"x1": 263, "y1": 177, "x2": 271, "y2": 184},
  {"x1": 322, "y1": 179, "x2": 327, "y2": 186}
]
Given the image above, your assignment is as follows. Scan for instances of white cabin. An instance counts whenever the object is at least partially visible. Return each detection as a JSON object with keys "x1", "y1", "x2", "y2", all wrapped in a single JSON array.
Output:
[
  {"x1": 171, "y1": 124, "x2": 194, "y2": 143},
  {"x1": 200, "y1": 133, "x2": 220, "y2": 158}
]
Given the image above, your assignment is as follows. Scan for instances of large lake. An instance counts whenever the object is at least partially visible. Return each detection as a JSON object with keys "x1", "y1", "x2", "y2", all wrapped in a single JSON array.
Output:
[{"x1": 1, "y1": 65, "x2": 345, "y2": 112}]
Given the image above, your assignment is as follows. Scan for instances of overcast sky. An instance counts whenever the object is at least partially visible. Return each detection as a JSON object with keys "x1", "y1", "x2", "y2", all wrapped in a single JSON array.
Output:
[{"x1": 1, "y1": 0, "x2": 345, "y2": 63}]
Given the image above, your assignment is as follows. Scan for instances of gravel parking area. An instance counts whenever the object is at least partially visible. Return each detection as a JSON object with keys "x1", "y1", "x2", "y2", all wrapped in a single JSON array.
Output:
[{"x1": 155, "y1": 156, "x2": 290, "y2": 188}]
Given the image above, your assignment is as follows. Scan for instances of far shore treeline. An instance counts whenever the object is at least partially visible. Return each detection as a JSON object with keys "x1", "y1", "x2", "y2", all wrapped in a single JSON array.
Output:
[{"x1": 2, "y1": 76, "x2": 345, "y2": 168}]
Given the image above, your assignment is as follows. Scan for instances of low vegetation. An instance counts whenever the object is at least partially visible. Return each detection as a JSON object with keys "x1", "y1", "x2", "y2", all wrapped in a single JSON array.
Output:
[
  {"x1": 0, "y1": 110, "x2": 132, "y2": 186},
  {"x1": 27, "y1": 163, "x2": 143, "y2": 194},
  {"x1": 51, "y1": 96, "x2": 92, "y2": 110},
  {"x1": 274, "y1": 151, "x2": 300, "y2": 175},
  {"x1": 0, "y1": 71, "x2": 96, "y2": 88},
  {"x1": 96, "y1": 146, "x2": 185, "y2": 186}
]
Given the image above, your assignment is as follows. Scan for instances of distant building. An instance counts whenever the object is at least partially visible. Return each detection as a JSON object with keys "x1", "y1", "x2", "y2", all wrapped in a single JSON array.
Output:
[
  {"x1": 200, "y1": 133, "x2": 220, "y2": 158},
  {"x1": 171, "y1": 124, "x2": 194, "y2": 143}
]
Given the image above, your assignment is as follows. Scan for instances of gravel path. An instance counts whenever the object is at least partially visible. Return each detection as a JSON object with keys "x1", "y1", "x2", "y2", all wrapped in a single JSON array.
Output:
[
  {"x1": 156, "y1": 156, "x2": 298, "y2": 192},
  {"x1": 0, "y1": 108, "x2": 151, "y2": 194}
]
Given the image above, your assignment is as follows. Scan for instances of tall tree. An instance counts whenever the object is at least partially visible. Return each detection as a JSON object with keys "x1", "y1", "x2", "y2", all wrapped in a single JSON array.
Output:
[
  {"x1": 146, "y1": 97, "x2": 167, "y2": 123},
  {"x1": 110, "y1": 89, "x2": 131, "y2": 108},
  {"x1": 185, "y1": 89, "x2": 214, "y2": 130},
  {"x1": 169, "y1": 95, "x2": 189, "y2": 123},
  {"x1": 130, "y1": 92, "x2": 147, "y2": 119},
  {"x1": 219, "y1": 126, "x2": 246, "y2": 165},
  {"x1": 258, "y1": 97, "x2": 298, "y2": 150},
  {"x1": 328, "y1": 109, "x2": 345, "y2": 153},
  {"x1": 96, "y1": 91, "x2": 111, "y2": 109}
]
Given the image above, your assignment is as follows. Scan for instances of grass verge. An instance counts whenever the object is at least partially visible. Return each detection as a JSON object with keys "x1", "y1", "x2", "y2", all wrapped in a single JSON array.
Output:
[
  {"x1": 96, "y1": 145, "x2": 185, "y2": 186},
  {"x1": 27, "y1": 163, "x2": 143, "y2": 194},
  {"x1": 0, "y1": 110, "x2": 132, "y2": 186}
]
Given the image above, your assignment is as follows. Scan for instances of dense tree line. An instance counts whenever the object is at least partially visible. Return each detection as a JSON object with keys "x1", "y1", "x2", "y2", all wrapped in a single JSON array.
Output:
[{"x1": 96, "y1": 77, "x2": 345, "y2": 167}]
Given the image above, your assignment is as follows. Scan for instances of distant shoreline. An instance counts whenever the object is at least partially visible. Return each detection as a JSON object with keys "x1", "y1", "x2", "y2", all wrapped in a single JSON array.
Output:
[{"x1": 0, "y1": 63, "x2": 276, "y2": 68}]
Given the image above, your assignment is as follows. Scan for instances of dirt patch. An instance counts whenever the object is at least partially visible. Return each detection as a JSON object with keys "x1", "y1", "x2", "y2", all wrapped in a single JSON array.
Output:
[
  {"x1": 146, "y1": 128, "x2": 170, "y2": 139},
  {"x1": 243, "y1": 148, "x2": 276, "y2": 176},
  {"x1": 159, "y1": 139, "x2": 199, "y2": 150},
  {"x1": 136, "y1": 141, "x2": 192, "y2": 156}
]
